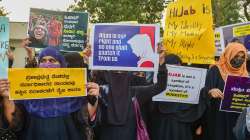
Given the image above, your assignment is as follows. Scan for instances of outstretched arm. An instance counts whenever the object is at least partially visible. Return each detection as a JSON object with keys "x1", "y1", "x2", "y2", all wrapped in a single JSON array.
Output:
[
  {"x1": 0, "y1": 79, "x2": 15, "y2": 125},
  {"x1": 134, "y1": 64, "x2": 167, "y2": 106}
]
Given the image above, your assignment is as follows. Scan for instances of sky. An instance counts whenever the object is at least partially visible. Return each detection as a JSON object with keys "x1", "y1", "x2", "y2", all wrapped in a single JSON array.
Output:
[{"x1": 1, "y1": 0, "x2": 76, "y2": 22}]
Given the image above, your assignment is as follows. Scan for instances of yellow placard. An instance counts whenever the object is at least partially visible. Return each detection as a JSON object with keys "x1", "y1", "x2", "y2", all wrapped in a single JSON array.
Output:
[
  {"x1": 163, "y1": 0, "x2": 215, "y2": 64},
  {"x1": 233, "y1": 24, "x2": 250, "y2": 37},
  {"x1": 8, "y1": 68, "x2": 87, "y2": 100}
]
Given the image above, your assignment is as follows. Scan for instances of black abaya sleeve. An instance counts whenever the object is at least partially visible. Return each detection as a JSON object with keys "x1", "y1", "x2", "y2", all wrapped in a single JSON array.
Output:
[
  {"x1": 205, "y1": 66, "x2": 224, "y2": 91},
  {"x1": 133, "y1": 64, "x2": 167, "y2": 106}
]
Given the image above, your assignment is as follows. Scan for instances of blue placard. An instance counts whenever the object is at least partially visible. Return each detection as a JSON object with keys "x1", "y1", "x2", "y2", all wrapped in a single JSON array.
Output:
[
  {"x1": 90, "y1": 23, "x2": 160, "y2": 72},
  {"x1": 0, "y1": 16, "x2": 9, "y2": 79}
]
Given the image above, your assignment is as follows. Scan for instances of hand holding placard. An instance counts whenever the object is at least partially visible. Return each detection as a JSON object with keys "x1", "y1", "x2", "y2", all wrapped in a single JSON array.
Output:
[
  {"x1": 0, "y1": 79, "x2": 10, "y2": 98},
  {"x1": 208, "y1": 88, "x2": 224, "y2": 99}
]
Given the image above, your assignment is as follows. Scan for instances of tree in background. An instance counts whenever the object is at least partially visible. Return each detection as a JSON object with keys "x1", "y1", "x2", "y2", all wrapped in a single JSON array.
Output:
[
  {"x1": 0, "y1": 2, "x2": 8, "y2": 16},
  {"x1": 212, "y1": 0, "x2": 242, "y2": 27},
  {"x1": 68, "y1": 0, "x2": 173, "y2": 24},
  {"x1": 69, "y1": 0, "x2": 248, "y2": 27},
  {"x1": 241, "y1": 0, "x2": 250, "y2": 21}
]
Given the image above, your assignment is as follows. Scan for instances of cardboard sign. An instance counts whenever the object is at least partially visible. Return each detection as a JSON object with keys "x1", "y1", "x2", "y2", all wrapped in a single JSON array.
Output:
[
  {"x1": 220, "y1": 22, "x2": 250, "y2": 52},
  {"x1": 0, "y1": 16, "x2": 9, "y2": 79},
  {"x1": 28, "y1": 8, "x2": 88, "y2": 51},
  {"x1": 215, "y1": 28, "x2": 224, "y2": 56},
  {"x1": 163, "y1": 0, "x2": 215, "y2": 64},
  {"x1": 153, "y1": 65, "x2": 207, "y2": 104},
  {"x1": 220, "y1": 75, "x2": 250, "y2": 113},
  {"x1": 9, "y1": 68, "x2": 87, "y2": 100},
  {"x1": 89, "y1": 23, "x2": 160, "y2": 72}
]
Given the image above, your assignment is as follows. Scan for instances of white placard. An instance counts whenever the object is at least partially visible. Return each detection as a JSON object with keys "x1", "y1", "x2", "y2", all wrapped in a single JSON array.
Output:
[{"x1": 153, "y1": 65, "x2": 207, "y2": 104}]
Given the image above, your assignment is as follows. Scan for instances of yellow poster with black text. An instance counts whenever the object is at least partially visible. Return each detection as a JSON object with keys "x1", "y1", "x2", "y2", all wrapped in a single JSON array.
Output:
[
  {"x1": 8, "y1": 68, "x2": 87, "y2": 100},
  {"x1": 163, "y1": 0, "x2": 215, "y2": 64}
]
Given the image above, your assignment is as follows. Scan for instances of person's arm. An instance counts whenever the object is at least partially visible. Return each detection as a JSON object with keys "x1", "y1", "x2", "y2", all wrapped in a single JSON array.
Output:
[
  {"x1": 20, "y1": 38, "x2": 38, "y2": 68},
  {"x1": 86, "y1": 82, "x2": 100, "y2": 120},
  {"x1": 2, "y1": 96, "x2": 15, "y2": 125},
  {"x1": 0, "y1": 79, "x2": 15, "y2": 126},
  {"x1": 134, "y1": 64, "x2": 167, "y2": 106},
  {"x1": 21, "y1": 38, "x2": 33, "y2": 61},
  {"x1": 205, "y1": 66, "x2": 224, "y2": 99}
]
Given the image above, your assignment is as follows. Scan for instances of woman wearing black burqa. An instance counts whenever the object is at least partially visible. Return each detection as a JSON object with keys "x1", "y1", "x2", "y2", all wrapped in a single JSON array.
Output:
[
  {"x1": 202, "y1": 42, "x2": 249, "y2": 140},
  {"x1": 95, "y1": 49, "x2": 167, "y2": 140},
  {"x1": 147, "y1": 54, "x2": 207, "y2": 140}
]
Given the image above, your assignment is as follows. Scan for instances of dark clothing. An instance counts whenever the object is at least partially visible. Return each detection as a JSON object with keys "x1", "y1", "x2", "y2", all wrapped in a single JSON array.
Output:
[
  {"x1": 16, "y1": 103, "x2": 91, "y2": 140},
  {"x1": 150, "y1": 112, "x2": 193, "y2": 140},
  {"x1": 20, "y1": 49, "x2": 94, "y2": 140},
  {"x1": 148, "y1": 88, "x2": 208, "y2": 140},
  {"x1": 202, "y1": 66, "x2": 239, "y2": 140},
  {"x1": 148, "y1": 54, "x2": 208, "y2": 140},
  {"x1": 105, "y1": 72, "x2": 131, "y2": 125},
  {"x1": 18, "y1": 114, "x2": 84, "y2": 140},
  {"x1": 98, "y1": 104, "x2": 136, "y2": 140},
  {"x1": 97, "y1": 65, "x2": 167, "y2": 140},
  {"x1": 233, "y1": 108, "x2": 250, "y2": 140}
]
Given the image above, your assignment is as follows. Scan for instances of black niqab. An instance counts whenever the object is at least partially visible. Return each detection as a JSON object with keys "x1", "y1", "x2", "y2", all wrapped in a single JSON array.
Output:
[{"x1": 105, "y1": 72, "x2": 131, "y2": 125}]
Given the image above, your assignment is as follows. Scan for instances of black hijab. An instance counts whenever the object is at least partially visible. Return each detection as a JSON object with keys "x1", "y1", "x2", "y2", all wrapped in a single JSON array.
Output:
[
  {"x1": 64, "y1": 52, "x2": 85, "y2": 68},
  {"x1": 105, "y1": 71, "x2": 131, "y2": 125},
  {"x1": 64, "y1": 52, "x2": 90, "y2": 79},
  {"x1": 164, "y1": 53, "x2": 182, "y2": 65},
  {"x1": 158, "y1": 54, "x2": 206, "y2": 122}
]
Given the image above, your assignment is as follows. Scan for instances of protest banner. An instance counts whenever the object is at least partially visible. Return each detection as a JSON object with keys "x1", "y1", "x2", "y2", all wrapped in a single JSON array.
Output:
[
  {"x1": 89, "y1": 23, "x2": 160, "y2": 72},
  {"x1": 163, "y1": 0, "x2": 215, "y2": 64},
  {"x1": 220, "y1": 22, "x2": 250, "y2": 52},
  {"x1": 28, "y1": 8, "x2": 88, "y2": 52},
  {"x1": 8, "y1": 68, "x2": 87, "y2": 100},
  {"x1": 215, "y1": 28, "x2": 224, "y2": 56},
  {"x1": 153, "y1": 65, "x2": 207, "y2": 104},
  {"x1": 0, "y1": 16, "x2": 9, "y2": 79},
  {"x1": 220, "y1": 75, "x2": 250, "y2": 113}
]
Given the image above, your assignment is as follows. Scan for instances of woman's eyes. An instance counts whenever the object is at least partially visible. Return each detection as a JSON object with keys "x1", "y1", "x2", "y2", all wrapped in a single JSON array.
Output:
[
  {"x1": 49, "y1": 59, "x2": 56, "y2": 63},
  {"x1": 40, "y1": 58, "x2": 57, "y2": 63},
  {"x1": 235, "y1": 55, "x2": 245, "y2": 60}
]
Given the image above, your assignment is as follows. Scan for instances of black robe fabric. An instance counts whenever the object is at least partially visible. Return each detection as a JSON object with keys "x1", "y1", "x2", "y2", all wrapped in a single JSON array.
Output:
[
  {"x1": 202, "y1": 66, "x2": 239, "y2": 140},
  {"x1": 147, "y1": 55, "x2": 208, "y2": 140},
  {"x1": 148, "y1": 85, "x2": 208, "y2": 140},
  {"x1": 97, "y1": 65, "x2": 167, "y2": 140},
  {"x1": 15, "y1": 104, "x2": 89, "y2": 140}
]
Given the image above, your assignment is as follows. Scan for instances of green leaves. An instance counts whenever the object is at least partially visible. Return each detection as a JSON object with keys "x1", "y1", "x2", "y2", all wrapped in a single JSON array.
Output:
[
  {"x1": 68, "y1": 0, "x2": 166, "y2": 24},
  {"x1": 0, "y1": 6, "x2": 8, "y2": 16},
  {"x1": 212, "y1": 0, "x2": 243, "y2": 26}
]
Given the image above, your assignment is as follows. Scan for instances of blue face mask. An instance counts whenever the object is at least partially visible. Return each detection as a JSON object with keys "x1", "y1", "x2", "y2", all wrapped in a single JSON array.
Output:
[{"x1": 39, "y1": 63, "x2": 61, "y2": 68}]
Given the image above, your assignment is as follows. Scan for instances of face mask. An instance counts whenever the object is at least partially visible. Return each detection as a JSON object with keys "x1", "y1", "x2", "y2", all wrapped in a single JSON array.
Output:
[
  {"x1": 131, "y1": 76, "x2": 147, "y2": 86},
  {"x1": 39, "y1": 63, "x2": 61, "y2": 68},
  {"x1": 230, "y1": 58, "x2": 245, "y2": 68}
]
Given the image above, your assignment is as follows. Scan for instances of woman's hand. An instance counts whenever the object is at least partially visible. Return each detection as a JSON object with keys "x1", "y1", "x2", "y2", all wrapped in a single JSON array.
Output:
[
  {"x1": 157, "y1": 42, "x2": 166, "y2": 65},
  {"x1": 0, "y1": 79, "x2": 10, "y2": 99},
  {"x1": 82, "y1": 44, "x2": 92, "y2": 64},
  {"x1": 6, "y1": 49, "x2": 14, "y2": 61},
  {"x1": 208, "y1": 88, "x2": 224, "y2": 99},
  {"x1": 86, "y1": 82, "x2": 99, "y2": 120},
  {"x1": 86, "y1": 82, "x2": 100, "y2": 97},
  {"x1": 0, "y1": 79, "x2": 15, "y2": 125},
  {"x1": 21, "y1": 38, "x2": 33, "y2": 60}
]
